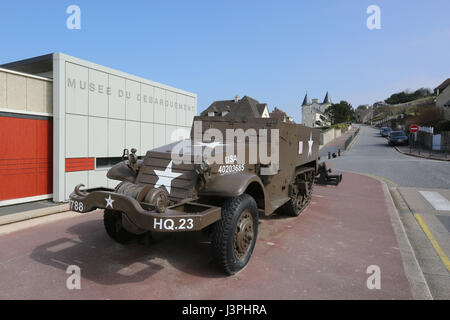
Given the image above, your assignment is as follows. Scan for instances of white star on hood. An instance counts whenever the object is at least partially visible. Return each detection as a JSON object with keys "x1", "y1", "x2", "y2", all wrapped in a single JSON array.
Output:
[
  {"x1": 308, "y1": 132, "x2": 314, "y2": 157},
  {"x1": 105, "y1": 195, "x2": 114, "y2": 208},
  {"x1": 153, "y1": 160, "x2": 183, "y2": 193}
]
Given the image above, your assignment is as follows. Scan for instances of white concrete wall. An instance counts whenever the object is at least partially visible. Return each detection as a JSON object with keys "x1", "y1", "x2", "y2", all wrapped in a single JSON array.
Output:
[
  {"x1": 321, "y1": 128, "x2": 335, "y2": 147},
  {"x1": 319, "y1": 128, "x2": 344, "y2": 148},
  {"x1": 0, "y1": 68, "x2": 52, "y2": 115},
  {"x1": 302, "y1": 101, "x2": 332, "y2": 128},
  {"x1": 436, "y1": 86, "x2": 450, "y2": 107},
  {"x1": 53, "y1": 53, "x2": 197, "y2": 201},
  {"x1": 436, "y1": 86, "x2": 450, "y2": 120},
  {"x1": 302, "y1": 105, "x2": 314, "y2": 127}
]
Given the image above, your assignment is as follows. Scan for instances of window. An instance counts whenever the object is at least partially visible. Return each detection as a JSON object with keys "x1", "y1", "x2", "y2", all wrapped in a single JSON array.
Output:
[
  {"x1": 95, "y1": 156, "x2": 144, "y2": 169},
  {"x1": 95, "y1": 157, "x2": 123, "y2": 169}
]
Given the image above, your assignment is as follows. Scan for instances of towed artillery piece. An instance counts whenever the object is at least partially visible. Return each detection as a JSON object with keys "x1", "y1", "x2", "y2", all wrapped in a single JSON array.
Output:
[{"x1": 70, "y1": 114, "x2": 337, "y2": 275}]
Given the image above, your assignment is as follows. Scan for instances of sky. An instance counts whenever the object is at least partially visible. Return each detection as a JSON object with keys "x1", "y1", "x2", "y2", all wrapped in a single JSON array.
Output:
[{"x1": 1, "y1": 0, "x2": 449, "y2": 123}]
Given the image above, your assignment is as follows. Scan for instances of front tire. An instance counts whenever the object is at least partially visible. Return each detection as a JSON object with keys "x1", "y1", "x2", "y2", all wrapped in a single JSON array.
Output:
[
  {"x1": 103, "y1": 209, "x2": 136, "y2": 244},
  {"x1": 212, "y1": 194, "x2": 258, "y2": 275}
]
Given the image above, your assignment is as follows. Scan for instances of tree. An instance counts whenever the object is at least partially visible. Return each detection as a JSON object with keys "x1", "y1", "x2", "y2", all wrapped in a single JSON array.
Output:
[
  {"x1": 324, "y1": 101, "x2": 354, "y2": 124},
  {"x1": 356, "y1": 105, "x2": 368, "y2": 111},
  {"x1": 404, "y1": 105, "x2": 443, "y2": 128},
  {"x1": 385, "y1": 88, "x2": 432, "y2": 105}
]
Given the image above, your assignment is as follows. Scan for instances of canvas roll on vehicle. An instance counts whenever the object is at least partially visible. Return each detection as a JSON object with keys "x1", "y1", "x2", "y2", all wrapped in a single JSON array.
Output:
[{"x1": 69, "y1": 114, "x2": 338, "y2": 275}]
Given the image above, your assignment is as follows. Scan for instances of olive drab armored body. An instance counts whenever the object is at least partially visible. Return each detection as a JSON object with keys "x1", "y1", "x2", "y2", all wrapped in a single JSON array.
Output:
[{"x1": 69, "y1": 112, "x2": 328, "y2": 275}]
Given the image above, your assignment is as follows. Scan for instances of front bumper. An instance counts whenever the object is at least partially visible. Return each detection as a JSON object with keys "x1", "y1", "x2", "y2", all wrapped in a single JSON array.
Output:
[
  {"x1": 69, "y1": 186, "x2": 221, "y2": 232},
  {"x1": 389, "y1": 139, "x2": 408, "y2": 145}
]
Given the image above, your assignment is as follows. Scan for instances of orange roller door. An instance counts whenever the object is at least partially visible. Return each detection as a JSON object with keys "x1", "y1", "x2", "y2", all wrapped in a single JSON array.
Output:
[{"x1": 0, "y1": 114, "x2": 53, "y2": 202}]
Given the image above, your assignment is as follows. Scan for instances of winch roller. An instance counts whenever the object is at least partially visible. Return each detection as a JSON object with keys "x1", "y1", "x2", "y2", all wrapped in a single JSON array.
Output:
[{"x1": 115, "y1": 182, "x2": 169, "y2": 213}]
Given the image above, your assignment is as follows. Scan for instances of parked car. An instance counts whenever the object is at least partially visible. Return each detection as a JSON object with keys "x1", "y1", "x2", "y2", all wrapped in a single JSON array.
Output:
[
  {"x1": 388, "y1": 130, "x2": 409, "y2": 146},
  {"x1": 380, "y1": 127, "x2": 392, "y2": 137},
  {"x1": 379, "y1": 126, "x2": 388, "y2": 135}
]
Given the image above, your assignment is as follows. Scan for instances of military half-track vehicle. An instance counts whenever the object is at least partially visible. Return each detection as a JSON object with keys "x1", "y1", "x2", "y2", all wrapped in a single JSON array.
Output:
[{"x1": 69, "y1": 116, "x2": 323, "y2": 275}]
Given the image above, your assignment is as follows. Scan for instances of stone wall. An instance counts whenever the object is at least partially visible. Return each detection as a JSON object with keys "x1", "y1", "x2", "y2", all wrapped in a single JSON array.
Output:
[
  {"x1": 320, "y1": 127, "x2": 345, "y2": 149},
  {"x1": 0, "y1": 68, "x2": 53, "y2": 114}
]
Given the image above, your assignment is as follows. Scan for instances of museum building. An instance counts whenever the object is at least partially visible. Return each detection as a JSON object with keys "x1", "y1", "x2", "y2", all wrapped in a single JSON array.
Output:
[{"x1": 0, "y1": 53, "x2": 197, "y2": 205}]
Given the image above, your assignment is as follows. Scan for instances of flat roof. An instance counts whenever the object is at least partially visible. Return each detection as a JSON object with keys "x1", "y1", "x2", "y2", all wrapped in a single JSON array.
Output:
[
  {"x1": 0, "y1": 53, "x2": 53, "y2": 75},
  {"x1": 0, "y1": 67, "x2": 53, "y2": 82}
]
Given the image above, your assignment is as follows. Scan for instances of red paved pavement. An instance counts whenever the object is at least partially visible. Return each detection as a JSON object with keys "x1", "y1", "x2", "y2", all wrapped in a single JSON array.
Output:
[
  {"x1": 0, "y1": 172, "x2": 413, "y2": 299},
  {"x1": 319, "y1": 128, "x2": 358, "y2": 158},
  {"x1": 324, "y1": 128, "x2": 357, "y2": 149}
]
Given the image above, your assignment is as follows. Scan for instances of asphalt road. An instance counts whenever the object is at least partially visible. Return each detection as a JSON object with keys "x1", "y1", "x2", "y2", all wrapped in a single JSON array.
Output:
[{"x1": 327, "y1": 125, "x2": 450, "y2": 189}]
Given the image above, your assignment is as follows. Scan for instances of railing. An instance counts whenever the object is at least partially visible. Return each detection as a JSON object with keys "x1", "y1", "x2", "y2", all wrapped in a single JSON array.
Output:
[
  {"x1": 408, "y1": 144, "x2": 450, "y2": 158},
  {"x1": 372, "y1": 115, "x2": 398, "y2": 126},
  {"x1": 408, "y1": 130, "x2": 450, "y2": 159}
]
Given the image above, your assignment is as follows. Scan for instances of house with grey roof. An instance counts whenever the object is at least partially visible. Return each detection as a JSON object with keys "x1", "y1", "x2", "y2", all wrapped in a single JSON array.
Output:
[
  {"x1": 200, "y1": 95, "x2": 270, "y2": 119},
  {"x1": 301, "y1": 92, "x2": 332, "y2": 127},
  {"x1": 269, "y1": 107, "x2": 294, "y2": 123}
]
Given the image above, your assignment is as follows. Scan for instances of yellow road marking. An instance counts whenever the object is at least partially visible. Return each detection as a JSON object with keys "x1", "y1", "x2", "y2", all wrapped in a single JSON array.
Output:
[
  {"x1": 336, "y1": 170, "x2": 399, "y2": 188},
  {"x1": 359, "y1": 172, "x2": 399, "y2": 188},
  {"x1": 414, "y1": 213, "x2": 450, "y2": 272},
  {"x1": 368, "y1": 174, "x2": 399, "y2": 188}
]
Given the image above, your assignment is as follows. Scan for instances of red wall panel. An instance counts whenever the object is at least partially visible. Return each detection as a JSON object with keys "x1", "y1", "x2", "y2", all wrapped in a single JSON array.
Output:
[
  {"x1": 65, "y1": 158, "x2": 95, "y2": 172},
  {"x1": 36, "y1": 120, "x2": 53, "y2": 195},
  {"x1": 0, "y1": 116, "x2": 53, "y2": 201}
]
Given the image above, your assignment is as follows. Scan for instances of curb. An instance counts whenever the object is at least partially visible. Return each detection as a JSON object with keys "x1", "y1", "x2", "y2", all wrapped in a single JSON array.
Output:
[
  {"x1": 0, "y1": 210, "x2": 87, "y2": 237},
  {"x1": 0, "y1": 203, "x2": 70, "y2": 226},
  {"x1": 342, "y1": 129, "x2": 360, "y2": 154},
  {"x1": 394, "y1": 146, "x2": 450, "y2": 162}
]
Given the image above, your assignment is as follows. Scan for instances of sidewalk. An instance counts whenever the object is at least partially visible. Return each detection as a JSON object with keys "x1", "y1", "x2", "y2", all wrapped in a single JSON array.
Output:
[
  {"x1": 319, "y1": 128, "x2": 359, "y2": 158},
  {"x1": 395, "y1": 145, "x2": 450, "y2": 162},
  {"x1": 0, "y1": 172, "x2": 427, "y2": 299},
  {"x1": 0, "y1": 200, "x2": 69, "y2": 226}
]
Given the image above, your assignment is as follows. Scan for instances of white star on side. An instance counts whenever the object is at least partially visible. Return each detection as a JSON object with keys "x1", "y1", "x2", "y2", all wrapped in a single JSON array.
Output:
[
  {"x1": 105, "y1": 195, "x2": 114, "y2": 208},
  {"x1": 308, "y1": 132, "x2": 314, "y2": 157},
  {"x1": 153, "y1": 160, "x2": 183, "y2": 193}
]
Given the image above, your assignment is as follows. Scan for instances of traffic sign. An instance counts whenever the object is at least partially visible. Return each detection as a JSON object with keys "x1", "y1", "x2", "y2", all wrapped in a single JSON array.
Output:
[{"x1": 410, "y1": 125, "x2": 419, "y2": 133}]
